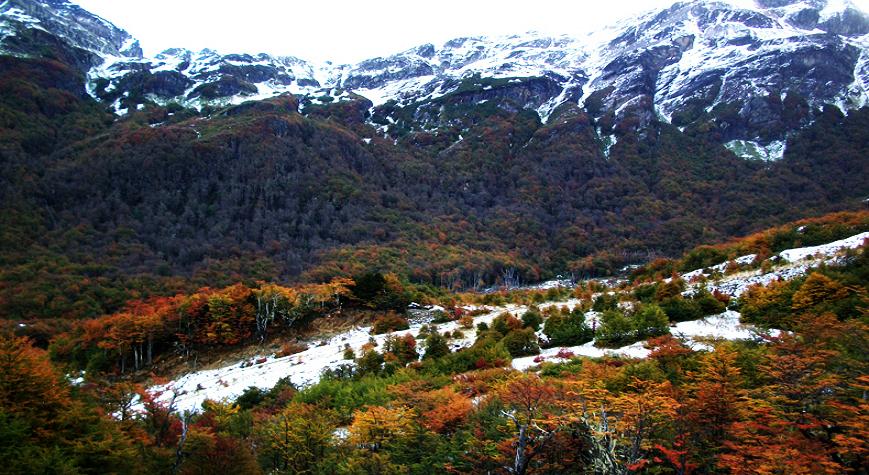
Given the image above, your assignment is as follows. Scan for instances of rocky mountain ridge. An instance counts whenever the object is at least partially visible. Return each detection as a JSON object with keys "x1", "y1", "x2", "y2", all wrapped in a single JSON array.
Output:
[{"x1": 2, "y1": 0, "x2": 868, "y2": 158}]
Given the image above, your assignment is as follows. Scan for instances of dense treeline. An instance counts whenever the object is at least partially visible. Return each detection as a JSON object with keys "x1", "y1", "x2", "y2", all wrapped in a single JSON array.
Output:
[
  {"x1": 2, "y1": 244, "x2": 866, "y2": 474},
  {"x1": 631, "y1": 211, "x2": 869, "y2": 282},
  {"x1": 45, "y1": 272, "x2": 432, "y2": 375},
  {"x1": 1, "y1": 53, "x2": 868, "y2": 322},
  {"x1": 49, "y1": 279, "x2": 350, "y2": 374}
]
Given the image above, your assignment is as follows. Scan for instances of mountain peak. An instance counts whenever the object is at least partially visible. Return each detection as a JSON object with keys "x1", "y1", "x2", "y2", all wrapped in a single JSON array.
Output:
[
  {"x1": 0, "y1": 0, "x2": 141, "y2": 60},
  {"x1": 2, "y1": 0, "x2": 867, "y2": 158}
]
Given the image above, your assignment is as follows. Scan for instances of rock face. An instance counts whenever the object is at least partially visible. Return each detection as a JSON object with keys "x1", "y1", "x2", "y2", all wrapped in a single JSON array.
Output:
[
  {"x1": 1, "y1": 0, "x2": 868, "y2": 156},
  {"x1": 0, "y1": 0, "x2": 141, "y2": 62},
  {"x1": 85, "y1": 48, "x2": 322, "y2": 110}
]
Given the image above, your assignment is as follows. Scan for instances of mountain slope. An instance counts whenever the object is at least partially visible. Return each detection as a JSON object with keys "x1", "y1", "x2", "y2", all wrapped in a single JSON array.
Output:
[
  {"x1": 0, "y1": 0, "x2": 867, "y2": 321},
  {"x1": 3, "y1": 0, "x2": 868, "y2": 153}
]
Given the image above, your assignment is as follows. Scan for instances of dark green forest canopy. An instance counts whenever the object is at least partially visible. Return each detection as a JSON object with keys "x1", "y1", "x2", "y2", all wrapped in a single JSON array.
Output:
[{"x1": 1, "y1": 54, "x2": 867, "y2": 320}]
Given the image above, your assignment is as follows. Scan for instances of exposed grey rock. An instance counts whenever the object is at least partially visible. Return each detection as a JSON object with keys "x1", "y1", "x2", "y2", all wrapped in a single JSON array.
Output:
[
  {"x1": 787, "y1": 8, "x2": 820, "y2": 29},
  {"x1": 144, "y1": 71, "x2": 193, "y2": 97},
  {"x1": 0, "y1": 0, "x2": 140, "y2": 60},
  {"x1": 3, "y1": 0, "x2": 867, "y2": 155},
  {"x1": 819, "y1": 7, "x2": 869, "y2": 36},
  {"x1": 189, "y1": 76, "x2": 258, "y2": 100},
  {"x1": 341, "y1": 56, "x2": 436, "y2": 90},
  {"x1": 0, "y1": 24, "x2": 100, "y2": 73}
]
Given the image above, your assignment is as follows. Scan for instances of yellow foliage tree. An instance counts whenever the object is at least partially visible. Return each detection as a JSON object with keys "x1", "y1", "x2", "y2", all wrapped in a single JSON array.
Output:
[
  {"x1": 348, "y1": 405, "x2": 414, "y2": 451},
  {"x1": 560, "y1": 378, "x2": 679, "y2": 474},
  {"x1": 791, "y1": 273, "x2": 849, "y2": 312},
  {"x1": 257, "y1": 402, "x2": 337, "y2": 474}
]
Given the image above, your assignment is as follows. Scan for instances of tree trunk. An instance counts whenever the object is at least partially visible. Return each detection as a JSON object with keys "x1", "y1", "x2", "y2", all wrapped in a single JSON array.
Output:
[
  {"x1": 172, "y1": 414, "x2": 189, "y2": 474},
  {"x1": 513, "y1": 424, "x2": 529, "y2": 475}
]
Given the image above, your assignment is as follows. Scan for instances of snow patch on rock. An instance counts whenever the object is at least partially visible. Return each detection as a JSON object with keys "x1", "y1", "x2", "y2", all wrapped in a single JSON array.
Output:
[{"x1": 725, "y1": 139, "x2": 787, "y2": 161}]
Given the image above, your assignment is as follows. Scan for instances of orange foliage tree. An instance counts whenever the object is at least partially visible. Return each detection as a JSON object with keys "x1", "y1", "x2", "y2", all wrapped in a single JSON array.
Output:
[
  {"x1": 256, "y1": 402, "x2": 338, "y2": 474},
  {"x1": 685, "y1": 343, "x2": 748, "y2": 467},
  {"x1": 560, "y1": 378, "x2": 679, "y2": 474},
  {"x1": 0, "y1": 335, "x2": 70, "y2": 438},
  {"x1": 496, "y1": 373, "x2": 560, "y2": 475},
  {"x1": 719, "y1": 404, "x2": 843, "y2": 475}
]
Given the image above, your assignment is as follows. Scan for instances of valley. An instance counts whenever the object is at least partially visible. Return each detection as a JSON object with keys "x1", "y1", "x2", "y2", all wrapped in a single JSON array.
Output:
[
  {"x1": 0, "y1": 0, "x2": 867, "y2": 473},
  {"x1": 149, "y1": 229, "x2": 867, "y2": 413}
]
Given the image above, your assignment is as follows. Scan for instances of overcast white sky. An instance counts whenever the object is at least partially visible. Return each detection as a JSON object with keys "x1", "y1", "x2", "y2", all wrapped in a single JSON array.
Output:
[{"x1": 72, "y1": 0, "x2": 869, "y2": 64}]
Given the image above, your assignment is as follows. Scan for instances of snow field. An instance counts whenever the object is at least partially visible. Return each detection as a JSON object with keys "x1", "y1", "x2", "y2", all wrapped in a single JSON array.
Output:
[
  {"x1": 150, "y1": 231, "x2": 867, "y2": 412},
  {"x1": 512, "y1": 310, "x2": 757, "y2": 370},
  {"x1": 693, "y1": 231, "x2": 869, "y2": 297}
]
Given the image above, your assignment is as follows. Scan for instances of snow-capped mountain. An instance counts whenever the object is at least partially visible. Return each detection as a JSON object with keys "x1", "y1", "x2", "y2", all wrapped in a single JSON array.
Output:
[
  {"x1": 86, "y1": 47, "x2": 324, "y2": 114},
  {"x1": 0, "y1": 0, "x2": 141, "y2": 69},
  {"x1": 1, "y1": 0, "x2": 868, "y2": 159}
]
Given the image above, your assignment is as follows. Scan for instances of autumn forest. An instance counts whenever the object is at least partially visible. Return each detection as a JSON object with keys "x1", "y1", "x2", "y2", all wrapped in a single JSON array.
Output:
[{"x1": 1, "y1": 3, "x2": 869, "y2": 473}]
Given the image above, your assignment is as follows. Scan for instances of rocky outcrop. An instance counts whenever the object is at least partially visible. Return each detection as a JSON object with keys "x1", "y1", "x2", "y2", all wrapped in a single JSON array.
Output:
[
  {"x1": 819, "y1": 7, "x2": 869, "y2": 36},
  {"x1": 0, "y1": 24, "x2": 100, "y2": 74},
  {"x1": 341, "y1": 56, "x2": 436, "y2": 90},
  {"x1": 189, "y1": 76, "x2": 258, "y2": 100},
  {"x1": 0, "y1": 0, "x2": 140, "y2": 59}
]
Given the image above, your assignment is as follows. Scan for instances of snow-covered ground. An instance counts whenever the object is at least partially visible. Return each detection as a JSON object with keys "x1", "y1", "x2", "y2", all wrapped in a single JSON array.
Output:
[
  {"x1": 724, "y1": 140, "x2": 787, "y2": 161},
  {"x1": 779, "y1": 232, "x2": 869, "y2": 263},
  {"x1": 512, "y1": 310, "x2": 757, "y2": 370},
  {"x1": 513, "y1": 230, "x2": 869, "y2": 371},
  {"x1": 150, "y1": 297, "x2": 749, "y2": 411},
  {"x1": 149, "y1": 231, "x2": 866, "y2": 412},
  {"x1": 686, "y1": 231, "x2": 869, "y2": 297},
  {"x1": 150, "y1": 304, "x2": 501, "y2": 412},
  {"x1": 150, "y1": 299, "x2": 588, "y2": 412}
]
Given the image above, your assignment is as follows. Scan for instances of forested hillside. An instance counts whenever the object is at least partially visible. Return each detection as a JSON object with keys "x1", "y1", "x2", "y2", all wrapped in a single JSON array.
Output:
[
  {"x1": 1, "y1": 1, "x2": 868, "y2": 471},
  {"x1": 1, "y1": 51, "x2": 867, "y2": 322},
  {"x1": 1, "y1": 213, "x2": 866, "y2": 474}
]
